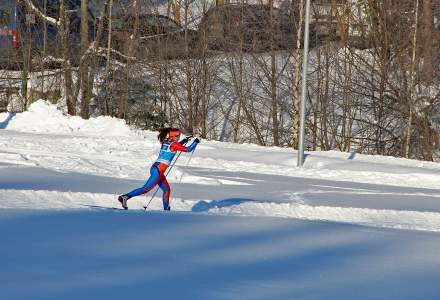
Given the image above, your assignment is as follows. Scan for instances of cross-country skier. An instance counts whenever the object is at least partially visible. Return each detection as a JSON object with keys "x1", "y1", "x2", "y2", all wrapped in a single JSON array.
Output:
[{"x1": 118, "y1": 127, "x2": 200, "y2": 210}]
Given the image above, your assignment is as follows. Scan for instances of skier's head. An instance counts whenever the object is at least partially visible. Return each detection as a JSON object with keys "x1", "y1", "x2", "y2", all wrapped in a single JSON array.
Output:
[
  {"x1": 168, "y1": 129, "x2": 181, "y2": 140},
  {"x1": 158, "y1": 127, "x2": 181, "y2": 143}
]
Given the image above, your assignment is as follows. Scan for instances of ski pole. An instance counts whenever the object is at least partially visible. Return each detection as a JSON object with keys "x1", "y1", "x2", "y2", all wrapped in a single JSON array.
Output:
[{"x1": 178, "y1": 147, "x2": 196, "y2": 184}]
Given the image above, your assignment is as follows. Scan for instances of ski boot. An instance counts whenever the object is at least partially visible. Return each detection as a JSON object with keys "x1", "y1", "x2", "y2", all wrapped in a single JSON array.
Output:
[{"x1": 118, "y1": 194, "x2": 129, "y2": 210}]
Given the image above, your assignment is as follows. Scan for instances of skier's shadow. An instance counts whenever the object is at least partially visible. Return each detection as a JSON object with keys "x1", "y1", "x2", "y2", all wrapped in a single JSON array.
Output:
[{"x1": 192, "y1": 198, "x2": 253, "y2": 212}]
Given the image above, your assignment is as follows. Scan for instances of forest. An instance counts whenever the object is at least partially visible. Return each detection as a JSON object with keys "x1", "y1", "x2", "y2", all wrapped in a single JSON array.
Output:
[{"x1": 0, "y1": 0, "x2": 439, "y2": 160}]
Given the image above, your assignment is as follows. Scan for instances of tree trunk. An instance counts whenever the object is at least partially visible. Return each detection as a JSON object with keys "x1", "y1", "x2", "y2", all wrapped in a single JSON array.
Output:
[
  {"x1": 233, "y1": 55, "x2": 243, "y2": 143},
  {"x1": 60, "y1": 0, "x2": 75, "y2": 115},
  {"x1": 184, "y1": 0, "x2": 194, "y2": 133},
  {"x1": 269, "y1": 0, "x2": 279, "y2": 146},
  {"x1": 79, "y1": 0, "x2": 90, "y2": 119},
  {"x1": 104, "y1": 0, "x2": 113, "y2": 115},
  {"x1": 405, "y1": 0, "x2": 420, "y2": 158},
  {"x1": 118, "y1": 0, "x2": 139, "y2": 119},
  {"x1": 420, "y1": 0, "x2": 434, "y2": 82}
]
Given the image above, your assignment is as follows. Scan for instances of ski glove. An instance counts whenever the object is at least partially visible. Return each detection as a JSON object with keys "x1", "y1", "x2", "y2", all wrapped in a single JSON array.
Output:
[{"x1": 194, "y1": 138, "x2": 201, "y2": 144}]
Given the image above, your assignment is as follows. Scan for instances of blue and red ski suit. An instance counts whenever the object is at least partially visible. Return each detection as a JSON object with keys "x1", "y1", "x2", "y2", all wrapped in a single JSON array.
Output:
[{"x1": 126, "y1": 138, "x2": 198, "y2": 209}]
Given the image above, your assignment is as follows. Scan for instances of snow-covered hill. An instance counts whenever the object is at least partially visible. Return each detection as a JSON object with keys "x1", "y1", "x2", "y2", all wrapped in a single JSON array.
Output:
[{"x1": 1, "y1": 100, "x2": 440, "y2": 299}]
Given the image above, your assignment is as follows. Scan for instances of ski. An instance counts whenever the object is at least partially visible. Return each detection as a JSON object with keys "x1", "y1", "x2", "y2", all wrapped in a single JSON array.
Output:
[{"x1": 81, "y1": 204, "x2": 126, "y2": 211}]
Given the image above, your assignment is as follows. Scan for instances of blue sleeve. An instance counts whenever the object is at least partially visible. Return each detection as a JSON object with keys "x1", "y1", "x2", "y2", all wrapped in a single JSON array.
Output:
[{"x1": 186, "y1": 140, "x2": 198, "y2": 152}]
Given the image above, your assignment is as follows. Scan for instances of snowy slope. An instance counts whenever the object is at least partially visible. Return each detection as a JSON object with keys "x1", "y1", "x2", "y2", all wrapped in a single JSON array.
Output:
[
  {"x1": 2, "y1": 100, "x2": 440, "y2": 232},
  {"x1": 1, "y1": 100, "x2": 440, "y2": 299}
]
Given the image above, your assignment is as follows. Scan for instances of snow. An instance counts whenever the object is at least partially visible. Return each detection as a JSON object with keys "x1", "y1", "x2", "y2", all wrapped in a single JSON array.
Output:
[
  {"x1": 3, "y1": 100, "x2": 134, "y2": 137},
  {"x1": 1, "y1": 101, "x2": 440, "y2": 299}
]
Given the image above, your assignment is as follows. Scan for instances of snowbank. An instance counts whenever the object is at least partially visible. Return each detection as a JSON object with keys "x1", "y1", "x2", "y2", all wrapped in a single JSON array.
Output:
[{"x1": 3, "y1": 100, "x2": 134, "y2": 137}]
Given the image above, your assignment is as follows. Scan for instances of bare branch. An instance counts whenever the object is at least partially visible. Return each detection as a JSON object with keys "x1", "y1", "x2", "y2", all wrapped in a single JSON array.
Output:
[{"x1": 20, "y1": 0, "x2": 60, "y2": 27}]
